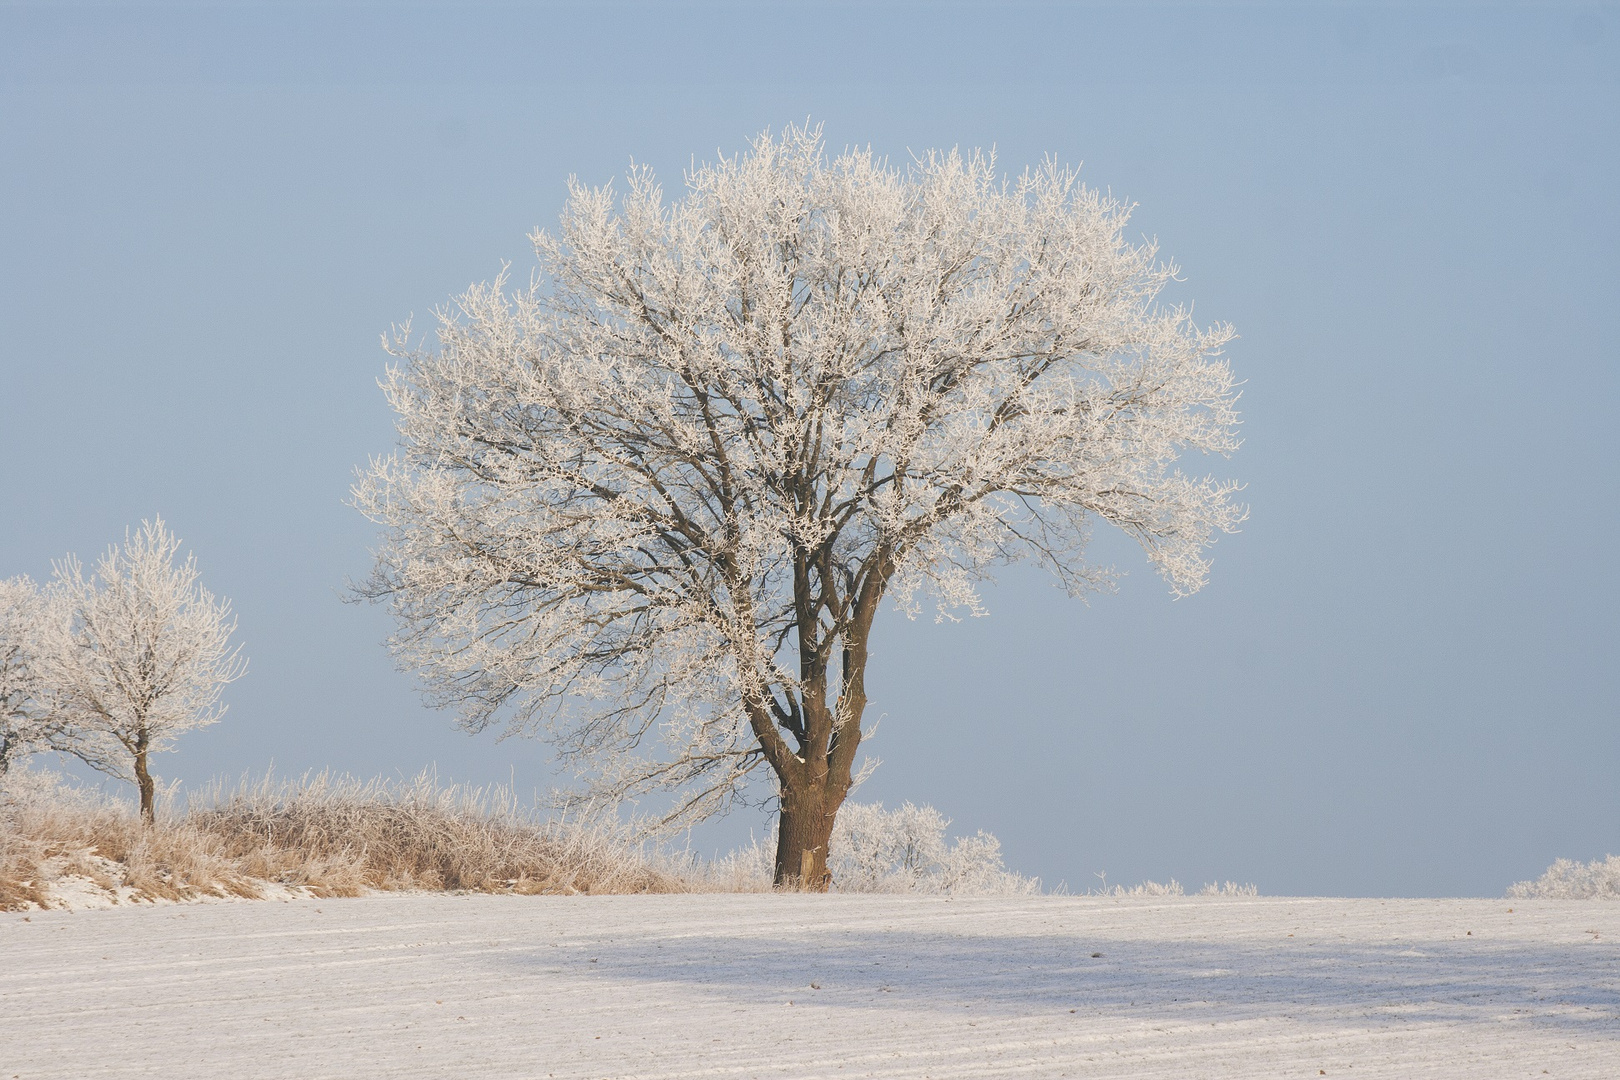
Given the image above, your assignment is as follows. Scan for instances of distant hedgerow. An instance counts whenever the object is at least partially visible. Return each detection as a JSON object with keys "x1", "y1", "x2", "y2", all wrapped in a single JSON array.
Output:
[{"x1": 1508, "y1": 855, "x2": 1620, "y2": 900}]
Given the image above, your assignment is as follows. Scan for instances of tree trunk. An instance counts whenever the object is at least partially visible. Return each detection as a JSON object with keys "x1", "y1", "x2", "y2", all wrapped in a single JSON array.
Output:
[
  {"x1": 766, "y1": 545, "x2": 886, "y2": 890},
  {"x1": 133, "y1": 743, "x2": 155, "y2": 826},
  {"x1": 774, "y1": 782, "x2": 839, "y2": 890}
]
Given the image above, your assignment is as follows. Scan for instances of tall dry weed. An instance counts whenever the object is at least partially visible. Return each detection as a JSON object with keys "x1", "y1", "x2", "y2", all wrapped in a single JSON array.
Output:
[
  {"x1": 1, "y1": 768, "x2": 261, "y2": 908},
  {"x1": 188, "y1": 771, "x2": 688, "y2": 896},
  {"x1": 1, "y1": 768, "x2": 699, "y2": 909}
]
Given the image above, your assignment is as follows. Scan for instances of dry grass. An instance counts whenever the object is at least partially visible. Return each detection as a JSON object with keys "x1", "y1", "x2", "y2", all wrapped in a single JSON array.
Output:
[
  {"x1": 1, "y1": 768, "x2": 751, "y2": 910},
  {"x1": 0, "y1": 770, "x2": 261, "y2": 909}
]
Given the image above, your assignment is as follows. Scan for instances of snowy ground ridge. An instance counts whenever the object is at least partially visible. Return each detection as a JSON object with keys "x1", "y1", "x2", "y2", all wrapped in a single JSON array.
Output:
[{"x1": 3, "y1": 893, "x2": 1615, "y2": 1079}]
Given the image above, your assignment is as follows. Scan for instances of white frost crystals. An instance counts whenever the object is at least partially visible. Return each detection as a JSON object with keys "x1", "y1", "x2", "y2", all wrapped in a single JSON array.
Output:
[
  {"x1": 828, "y1": 800, "x2": 1039, "y2": 895},
  {"x1": 1, "y1": 519, "x2": 247, "y2": 821},
  {"x1": 354, "y1": 123, "x2": 1244, "y2": 883},
  {"x1": 0, "y1": 576, "x2": 51, "y2": 776},
  {"x1": 1509, "y1": 854, "x2": 1620, "y2": 900}
]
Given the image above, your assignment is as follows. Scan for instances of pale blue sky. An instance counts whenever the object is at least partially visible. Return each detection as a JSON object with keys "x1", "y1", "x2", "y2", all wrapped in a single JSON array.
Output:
[{"x1": 2, "y1": 1, "x2": 1615, "y2": 896}]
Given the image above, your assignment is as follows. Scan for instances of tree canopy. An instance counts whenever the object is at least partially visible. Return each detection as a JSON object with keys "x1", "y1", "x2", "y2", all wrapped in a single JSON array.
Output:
[{"x1": 356, "y1": 125, "x2": 1243, "y2": 885}]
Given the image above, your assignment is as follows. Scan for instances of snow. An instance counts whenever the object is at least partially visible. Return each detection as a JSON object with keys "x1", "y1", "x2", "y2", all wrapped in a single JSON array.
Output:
[
  {"x1": 15, "y1": 854, "x2": 315, "y2": 911},
  {"x1": 2, "y1": 894, "x2": 1616, "y2": 1078}
]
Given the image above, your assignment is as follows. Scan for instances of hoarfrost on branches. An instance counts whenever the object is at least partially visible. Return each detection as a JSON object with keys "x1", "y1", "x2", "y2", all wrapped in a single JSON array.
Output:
[
  {"x1": 40, "y1": 519, "x2": 247, "y2": 822},
  {"x1": 0, "y1": 577, "x2": 51, "y2": 779},
  {"x1": 1508, "y1": 855, "x2": 1620, "y2": 900},
  {"x1": 355, "y1": 124, "x2": 1243, "y2": 885},
  {"x1": 828, "y1": 800, "x2": 1038, "y2": 895},
  {"x1": 698, "y1": 800, "x2": 1038, "y2": 895}
]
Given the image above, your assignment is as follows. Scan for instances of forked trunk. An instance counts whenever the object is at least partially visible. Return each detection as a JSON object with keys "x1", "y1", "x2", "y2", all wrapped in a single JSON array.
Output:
[
  {"x1": 775, "y1": 782, "x2": 840, "y2": 890},
  {"x1": 134, "y1": 741, "x2": 155, "y2": 826},
  {"x1": 765, "y1": 545, "x2": 886, "y2": 890}
]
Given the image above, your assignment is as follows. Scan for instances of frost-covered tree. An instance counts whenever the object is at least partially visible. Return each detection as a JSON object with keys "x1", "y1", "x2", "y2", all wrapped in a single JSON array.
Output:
[
  {"x1": 355, "y1": 124, "x2": 1243, "y2": 887},
  {"x1": 0, "y1": 576, "x2": 52, "y2": 778},
  {"x1": 42, "y1": 519, "x2": 247, "y2": 822}
]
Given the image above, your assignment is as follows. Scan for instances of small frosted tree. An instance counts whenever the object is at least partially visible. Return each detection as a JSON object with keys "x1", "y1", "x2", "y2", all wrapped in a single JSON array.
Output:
[
  {"x1": 0, "y1": 576, "x2": 51, "y2": 779},
  {"x1": 42, "y1": 519, "x2": 247, "y2": 822},
  {"x1": 355, "y1": 124, "x2": 1243, "y2": 887}
]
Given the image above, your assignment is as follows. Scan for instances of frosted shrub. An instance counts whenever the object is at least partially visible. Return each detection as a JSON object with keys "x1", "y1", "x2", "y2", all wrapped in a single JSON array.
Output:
[
  {"x1": 1086, "y1": 876, "x2": 1258, "y2": 898},
  {"x1": 689, "y1": 836, "x2": 775, "y2": 892},
  {"x1": 1096, "y1": 878, "x2": 1185, "y2": 897},
  {"x1": 827, "y1": 801, "x2": 1038, "y2": 896},
  {"x1": 831, "y1": 801, "x2": 945, "y2": 892},
  {"x1": 1508, "y1": 855, "x2": 1620, "y2": 900}
]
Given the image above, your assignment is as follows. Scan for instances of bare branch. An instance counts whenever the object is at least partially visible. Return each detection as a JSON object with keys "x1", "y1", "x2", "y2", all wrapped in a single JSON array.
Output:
[{"x1": 353, "y1": 124, "x2": 1243, "y2": 834}]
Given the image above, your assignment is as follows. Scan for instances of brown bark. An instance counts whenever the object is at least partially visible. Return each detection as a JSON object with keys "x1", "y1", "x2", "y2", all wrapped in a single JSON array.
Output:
[
  {"x1": 133, "y1": 732, "x2": 155, "y2": 826},
  {"x1": 767, "y1": 545, "x2": 891, "y2": 889},
  {"x1": 768, "y1": 661, "x2": 868, "y2": 888},
  {"x1": 774, "y1": 782, "x2": 839, "y2": 890},
  {"x1": 770, "y1": 678, "x2": 859, "y2": 890}
]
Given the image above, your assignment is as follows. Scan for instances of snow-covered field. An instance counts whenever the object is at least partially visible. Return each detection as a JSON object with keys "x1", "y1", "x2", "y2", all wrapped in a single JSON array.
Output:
[{"x1": 2, "y1": 894, "x2": 1616, "y2": 1078}]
